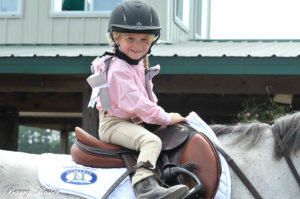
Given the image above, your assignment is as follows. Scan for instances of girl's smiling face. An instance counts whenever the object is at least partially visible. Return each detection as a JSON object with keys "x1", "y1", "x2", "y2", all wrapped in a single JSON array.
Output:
[{"x1": 116, "y1": 33, "x2": 153, "y2": 60}]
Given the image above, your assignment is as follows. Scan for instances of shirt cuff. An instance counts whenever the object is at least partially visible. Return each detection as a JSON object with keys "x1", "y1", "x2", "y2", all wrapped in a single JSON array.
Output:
[{"x1": 164, "y1": 113, "x2": 172, "y2": 125}]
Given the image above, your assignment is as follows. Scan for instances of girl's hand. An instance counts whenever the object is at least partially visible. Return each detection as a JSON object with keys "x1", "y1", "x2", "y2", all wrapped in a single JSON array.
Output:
[{"x1": 169, "y1": 113, "x2": 187, "y2": 125}]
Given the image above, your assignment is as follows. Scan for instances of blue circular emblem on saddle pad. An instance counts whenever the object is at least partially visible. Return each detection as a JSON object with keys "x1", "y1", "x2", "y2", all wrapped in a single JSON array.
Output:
[{"x1": 61, "y1": 169, "x2": 97, "y2": 185}]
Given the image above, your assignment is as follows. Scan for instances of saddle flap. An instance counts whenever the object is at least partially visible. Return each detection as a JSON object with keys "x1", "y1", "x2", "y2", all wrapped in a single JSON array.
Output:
[
  {"x1": 154, "y1": 125, "x2": 189, "y2": 151},
  {"x1": 180, "y1": 131, "x2": 221, "y2": 199}
]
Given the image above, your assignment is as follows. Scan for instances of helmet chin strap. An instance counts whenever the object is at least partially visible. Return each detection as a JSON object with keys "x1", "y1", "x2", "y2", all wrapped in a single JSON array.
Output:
[
  {"x1": 110, "y1": 31, "x2": 117, "y2": 49},
  {"x1": 147, "y1": 33, "x2": 160, "y2": 55},
  {"x1": 115, "y1": 49, "x2": 142, "y2": 65}
]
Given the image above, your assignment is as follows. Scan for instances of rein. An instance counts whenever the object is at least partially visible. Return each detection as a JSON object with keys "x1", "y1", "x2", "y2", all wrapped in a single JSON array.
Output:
[
  {"x1": 216, "y1": 145, "x2": 263, "y2": 199},
  {"x1": 216, "y1": 128, "x2": 300, "y2": 199},
  {"x1": 271, "y1": 130, "x2": 300, "y2": 187}
]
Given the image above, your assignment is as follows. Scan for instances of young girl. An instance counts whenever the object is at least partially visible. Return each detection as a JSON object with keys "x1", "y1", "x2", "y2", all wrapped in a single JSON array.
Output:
[{"x1": 89, "y1": 1, "x2": 189, "y2": 198}]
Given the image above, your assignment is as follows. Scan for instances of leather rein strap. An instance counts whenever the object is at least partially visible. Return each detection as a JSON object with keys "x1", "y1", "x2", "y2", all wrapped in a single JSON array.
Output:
[
  {"x1": 216, "y1": 128, "x2": 300, "y2": 199},
  {"x1": 271, "y1": 130, "x2": 300, "y2": 187},
  {"x1": 215, "y1": 145, "x2": 263, "y2": 199},
  {"x1": 101, "y1": 154, "x2": 135, "y2": 199}
]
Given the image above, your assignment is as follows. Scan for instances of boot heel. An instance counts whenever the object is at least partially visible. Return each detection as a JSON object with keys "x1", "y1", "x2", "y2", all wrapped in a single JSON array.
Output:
[
  {"x1": 159, "y1": 184, "x2": 189, "y2": 199},
  {"x1": 134, "y1": 176, "x2": 189, "y2": 199}
]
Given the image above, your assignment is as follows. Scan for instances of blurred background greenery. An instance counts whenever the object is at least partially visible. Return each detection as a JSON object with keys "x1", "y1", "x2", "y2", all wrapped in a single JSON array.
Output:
[{"x1": 18, "y1": 126, "x2": 75, "y2": 154}]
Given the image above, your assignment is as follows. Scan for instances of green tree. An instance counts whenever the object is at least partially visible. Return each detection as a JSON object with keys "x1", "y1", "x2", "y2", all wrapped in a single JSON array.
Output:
[{"x1": 18, "y1": 126, "x2": 60, "y2": 154}]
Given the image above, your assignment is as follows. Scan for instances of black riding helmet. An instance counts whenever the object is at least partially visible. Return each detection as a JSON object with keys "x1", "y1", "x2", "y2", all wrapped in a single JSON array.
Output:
[
  {"x1": 108, "y1": 0, "x2": 161, "y2": 35},
  {"x1": 108, "y1": 0, "x2": 161, "y2": 54}
]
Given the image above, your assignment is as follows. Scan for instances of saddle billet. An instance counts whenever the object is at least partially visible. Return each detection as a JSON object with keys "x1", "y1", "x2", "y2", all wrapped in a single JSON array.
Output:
[{"x1": 71, "y1": 124, "x2": 221, "y2": 199}]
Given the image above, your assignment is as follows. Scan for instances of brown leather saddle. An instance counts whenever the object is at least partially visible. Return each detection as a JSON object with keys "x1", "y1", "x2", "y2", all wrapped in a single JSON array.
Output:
[{"x1": 71, "y1": 124, "x2": 221, "y2": 199}]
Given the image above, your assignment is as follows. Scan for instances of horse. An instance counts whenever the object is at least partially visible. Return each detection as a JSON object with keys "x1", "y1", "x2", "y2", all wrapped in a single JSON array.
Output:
[
  {"x1": 0, "y1": 111, "x2": 299, "y2": 199},
  {"x1": 210, "y1": 111, "x2": 300, "y2": 199},
  {"x1": 0, "y1": 149, "x2": 82, "y2": 199}
]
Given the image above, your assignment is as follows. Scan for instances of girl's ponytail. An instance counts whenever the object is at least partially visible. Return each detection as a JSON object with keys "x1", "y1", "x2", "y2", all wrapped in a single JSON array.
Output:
[{"x1": 143, "y1": 56, "x2": 149, "y2": 70}]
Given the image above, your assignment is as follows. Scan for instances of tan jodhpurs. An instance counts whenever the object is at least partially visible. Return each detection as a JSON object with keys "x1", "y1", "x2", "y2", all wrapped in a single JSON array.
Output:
[{"x1": 99, "y1": 112, "x2": 162, "y2": 186}]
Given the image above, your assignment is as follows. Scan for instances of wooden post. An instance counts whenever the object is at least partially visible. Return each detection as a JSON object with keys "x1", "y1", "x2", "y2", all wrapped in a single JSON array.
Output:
[
  {"x1": 59, "y1": 128, "x2": 69, "y2": 154},
  {"x1": 0, "y1": 106, "x2": 19, "y2": 151},
  {"x1": 82, "y1": 84, "x2": 99, "y2": 138}
]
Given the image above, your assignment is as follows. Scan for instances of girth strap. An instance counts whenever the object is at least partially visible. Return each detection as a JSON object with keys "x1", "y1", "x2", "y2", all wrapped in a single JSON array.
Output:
[{"x1": 271, "y1": 130, "x2": 300, "y2": 187}]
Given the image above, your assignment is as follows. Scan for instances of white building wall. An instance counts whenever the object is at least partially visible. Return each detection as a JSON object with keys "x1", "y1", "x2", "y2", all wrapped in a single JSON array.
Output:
[{"x1": 0, "y1": 0, "x2": 197, "y2": 44}]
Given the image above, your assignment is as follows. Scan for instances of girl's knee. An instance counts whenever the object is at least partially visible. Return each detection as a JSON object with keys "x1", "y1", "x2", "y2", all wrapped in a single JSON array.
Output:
[{"x1": 146, "y1": 134, "x2": 162, "y2": 149}]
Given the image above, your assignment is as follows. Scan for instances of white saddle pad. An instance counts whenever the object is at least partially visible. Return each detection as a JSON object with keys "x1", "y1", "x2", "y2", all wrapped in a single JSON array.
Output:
[{"x1": 38, "y1": 153, "x2": 136, "y2": 199}]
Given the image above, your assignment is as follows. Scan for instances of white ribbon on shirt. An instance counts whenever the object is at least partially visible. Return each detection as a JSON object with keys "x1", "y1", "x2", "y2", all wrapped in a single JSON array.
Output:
[
  {"x1": 87, "y1": 57, "x2": 112, "y2": 112},
  {"x1": 86, "y1": 73, "x2": 109, "y2": 108},
  {"x1": 145, "y1": 64, "x2": 160, "y2": 102}
]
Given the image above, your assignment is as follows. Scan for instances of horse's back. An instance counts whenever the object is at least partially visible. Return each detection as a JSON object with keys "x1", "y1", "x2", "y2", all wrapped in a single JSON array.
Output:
[{"x1": 0, "y1": 150, "x2": 84, "y2": 199}]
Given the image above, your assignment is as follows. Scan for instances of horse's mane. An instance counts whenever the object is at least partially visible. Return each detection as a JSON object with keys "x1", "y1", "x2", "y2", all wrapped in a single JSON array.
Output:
[
  {"x1": 210, "y1": 122, "x2": 270, "y2": 149},
  {"x1": 209, "y1": 111, "x2": 300, "y2": 159},
  {"x1": 271, "y1": 112, "x2": 300, "y2": 159}
]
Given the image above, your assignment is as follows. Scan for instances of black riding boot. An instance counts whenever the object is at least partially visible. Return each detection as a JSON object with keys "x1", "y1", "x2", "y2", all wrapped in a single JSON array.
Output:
[{"x1": 133, "y1": 175, "x2": 189, "y2": 199}]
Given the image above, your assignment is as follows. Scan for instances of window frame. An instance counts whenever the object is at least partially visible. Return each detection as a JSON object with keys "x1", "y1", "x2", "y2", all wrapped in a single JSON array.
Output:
[
  {"x1": 50, "y1": 0, "x2": 120, "y2": 18},
  {"x1": 174, "y1": 0, "x2": 191, "y2": 32},
  {"x1": 194, "y1": 0, "x2": 211, "y2": 39},
  {"x1": 194, "y1": 0, "x2": 202, "y2": 39},
  {"x1": 0, "y1": 0, "x2": 23, "y2": 18}
]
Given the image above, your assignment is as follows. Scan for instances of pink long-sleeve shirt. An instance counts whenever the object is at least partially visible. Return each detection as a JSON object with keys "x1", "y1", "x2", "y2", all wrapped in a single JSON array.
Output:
[{"x1": 92, "y1": 56, "x2": 171, "y2": 125}]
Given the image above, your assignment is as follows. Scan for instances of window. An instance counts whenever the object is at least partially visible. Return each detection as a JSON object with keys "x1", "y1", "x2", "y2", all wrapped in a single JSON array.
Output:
[
  {"x1": 195, "y1": 0, "x2": 211, "y2": 39},
  {"x1": 92, "y1": 0, "x2": 122, "y2": 11},
  {"x1": 195, "y1": 0, "x2": 202, "y2": 38},
  {"x1": 51, "y1": 0, "x2": 122, "y2": 16},
  {"x1": 0, "y1": 0, "x2": 22, "y2": 17},
  {"x1": 174, "y1": 0, "x2": 190, "y2": 31}
]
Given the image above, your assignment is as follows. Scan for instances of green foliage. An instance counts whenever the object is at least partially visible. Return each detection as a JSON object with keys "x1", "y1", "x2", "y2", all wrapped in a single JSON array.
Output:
[
  {"x1": 68, "y1": 131, "x2": 76, "y2": 151},
  {"x1": 236, "y1": 97, "x2": 293, "y2": 123},
  {"x1": 18, "y1": 125, "x2": 76, "y2": 154}
]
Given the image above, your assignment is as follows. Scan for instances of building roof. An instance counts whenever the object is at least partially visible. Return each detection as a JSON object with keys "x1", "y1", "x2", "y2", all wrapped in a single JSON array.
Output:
[
  {"x1": 1, "y1": 40, "x2": 300, "y2": 58},
  {"x1": 1, "y1": 41, "x2": 300, "y2": 75},
  {"x1": 154, "y1": 40, "x2": 300, "y2": 57}
]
